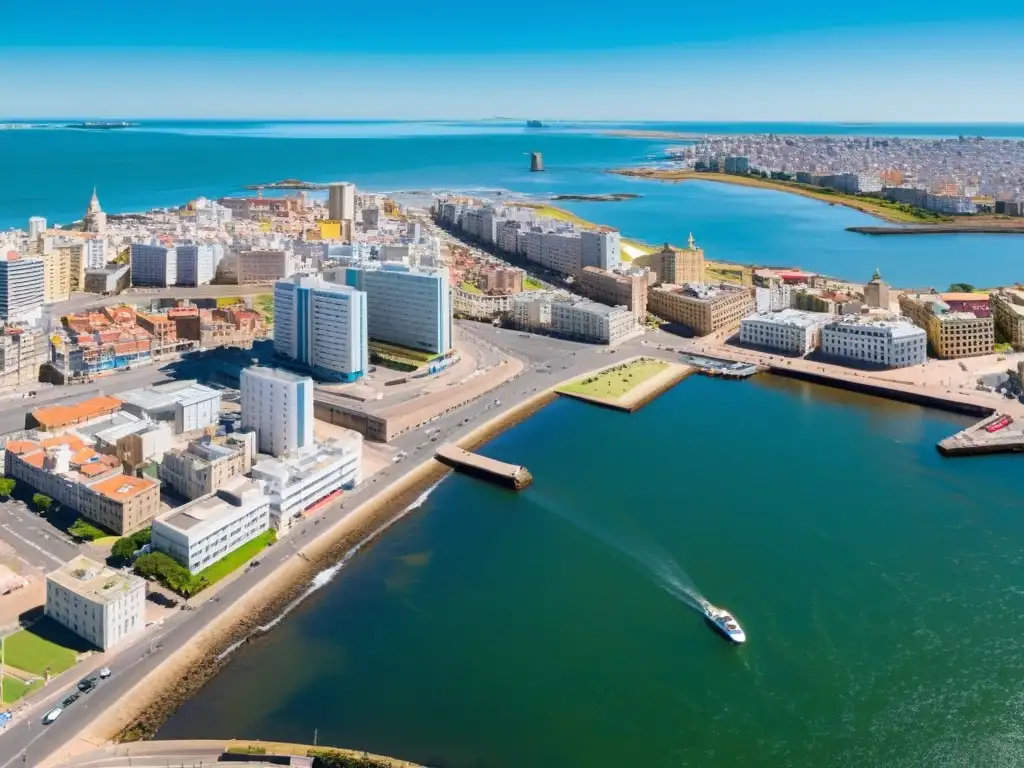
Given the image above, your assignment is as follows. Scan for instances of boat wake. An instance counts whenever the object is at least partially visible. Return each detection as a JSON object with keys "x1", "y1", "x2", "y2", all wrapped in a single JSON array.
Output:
[
  {"x1": 529, "y1": 494, "x2": 707, "y2": 613},
  {"x1": 215, "y1": 479, "x2": 444, "y2": 662}
]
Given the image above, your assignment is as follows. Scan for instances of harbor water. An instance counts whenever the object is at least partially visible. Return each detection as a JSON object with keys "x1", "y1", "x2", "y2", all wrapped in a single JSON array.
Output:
[{"x1": 159, "y1": 375, "x2": 1024, "y2": 767}]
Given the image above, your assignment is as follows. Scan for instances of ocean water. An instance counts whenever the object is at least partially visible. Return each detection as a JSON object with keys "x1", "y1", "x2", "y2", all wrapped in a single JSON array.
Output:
[
  {"x1": 159, "y1": 375, "x2": 1024, "y2": 768},
  {"x1": 2, "y1": 119, "x2": 1022, "y2": 287}
]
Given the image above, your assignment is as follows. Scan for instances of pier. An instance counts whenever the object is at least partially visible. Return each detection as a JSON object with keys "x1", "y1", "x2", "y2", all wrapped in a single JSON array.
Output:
[
  {"x1": 937, "y1": 413, "x2": 1024, "y2": 456},
  {"x1": 435, "y1": 444, "x2": 533, "y2": 490}
]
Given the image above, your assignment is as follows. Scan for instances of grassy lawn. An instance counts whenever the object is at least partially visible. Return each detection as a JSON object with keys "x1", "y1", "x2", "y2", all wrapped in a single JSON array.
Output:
[
  {"x1": 1, "y1": 675, "x2": 43, "y2": 705},
  {"x1": 706, "y1": 261, "x2": 753, "y2": 286},
  {"x1": 459, "y1": 281, "x2": 483, "y2": 295},
  {"x1": 559, "y1": 359, "x2": 668, "y2": 400},
  {"x1": 3, "y1": 618, "x2": 91, "y2": 675},
  {"x1": 196, "y1": 530, "x2": 276, "y2": 588},
  {"x1": 523, "y1": 277, "x2": 544, "y2": 291},
  {"x1": 254, "y1": 293, "x2": 274, "y2": 322},
  {"x1": 510, "y1": 202, "x2": 598, "y2": 229}
]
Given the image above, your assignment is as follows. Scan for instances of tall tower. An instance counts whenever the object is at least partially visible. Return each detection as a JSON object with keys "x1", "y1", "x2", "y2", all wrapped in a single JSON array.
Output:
[
  {"x1": 328, "y1": 182, "x2": 355, "y2": 224},
  {"x1": 83, "y1": 188, "x2": 107, "y2": 234}
]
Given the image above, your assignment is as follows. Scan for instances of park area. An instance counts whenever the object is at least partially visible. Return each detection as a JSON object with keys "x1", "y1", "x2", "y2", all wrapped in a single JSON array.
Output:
[{"x1": 558, "y1": 357, "x2": 691, "y2": 411}]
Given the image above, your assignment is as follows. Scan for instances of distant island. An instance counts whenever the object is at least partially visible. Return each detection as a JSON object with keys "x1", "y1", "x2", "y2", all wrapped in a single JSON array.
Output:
[
  {"x1": 243, "y1": 179, "x2": 328, "y2": 191},
  {"x1": 551, "y1": 193, "x2": 641, "y2": 202},
  {"x1": 66, "y1": 121, "x2": 137, "y2": 130},
  {"x1": 526, "y1": 120, "x2": 544, "y2": 128}
]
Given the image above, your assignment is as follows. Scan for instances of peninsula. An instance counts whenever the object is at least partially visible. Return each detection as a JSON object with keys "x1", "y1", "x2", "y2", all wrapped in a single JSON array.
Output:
[
  {"x1": 551, "y1": 193, "x2": 641, "y2": 202},
  {"x1": 243, "y1": 178, "x2": 327, "y2": 190}
]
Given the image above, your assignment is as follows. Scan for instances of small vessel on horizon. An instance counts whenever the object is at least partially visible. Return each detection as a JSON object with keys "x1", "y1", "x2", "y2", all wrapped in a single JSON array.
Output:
[{"x1": 699, "y1": 599, "x2": 746, "y2": 643}]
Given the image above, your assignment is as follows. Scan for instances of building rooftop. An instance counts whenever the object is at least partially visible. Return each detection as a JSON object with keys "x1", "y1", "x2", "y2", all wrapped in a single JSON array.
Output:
[
  {"x1": 156, "y1": 476, "x2": 266, "y2": 538},
  {"x1": 31, "y1": 396, "x2": 123, "y2": 430},
  {"x1": 242, "y1": 366, "x2": 312, "y2": 385},
  {"x1": 744, "y1": 309, "x2": 830, "y2": 329},
  {"x1": 88, "y1": 474, "x2": 158, "y2": 502},
  {"x1": 47, "y1": 555, "x2": 144, "y2": 604},
  {"x1": 251, "y1": 439, "x2": 357, "y2": 490},
  {"x1": 939, "y1": 292, "x2": 989, "y2": 303},
  {"x1": 118, "y1": 380, "x2": 219, "y2": 412},
  {"x1": 825, "y1": 316, "x2": 925, "y2": 338}
]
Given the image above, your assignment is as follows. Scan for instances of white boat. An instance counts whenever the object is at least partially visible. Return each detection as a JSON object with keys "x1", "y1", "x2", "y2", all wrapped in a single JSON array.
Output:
[{"x1": 700, "y1": 600, "x2": 746, "y2": 644}]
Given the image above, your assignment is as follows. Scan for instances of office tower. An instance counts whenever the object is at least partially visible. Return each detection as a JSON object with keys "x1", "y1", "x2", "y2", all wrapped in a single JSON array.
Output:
[
  {"x1": 0, "y1": 251, "x2": 44, "y2": 324},
  {"x1": 130, "y1": 242, "x2": 177, "y2": 287},
  {"x1": 241, "y1": 366, "x2": 314, "y2": 457},
  {"x1": 328, "y1": 182, "x2": 355, "y2": 223},
  {"x1": 274, "y1": 275, "x2": 368, "y2": 382},
  {"x1": 175, "y1": 244, "x2": 219, "y2": 286},
  {"x1": 28, "y1": 217, "x2": 47, "y2": 241}
]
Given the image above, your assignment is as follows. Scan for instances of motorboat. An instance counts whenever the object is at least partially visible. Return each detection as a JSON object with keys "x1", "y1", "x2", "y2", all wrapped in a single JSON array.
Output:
[{"x1": 700, "y1": 599, "x2": 746, "y2": 644}]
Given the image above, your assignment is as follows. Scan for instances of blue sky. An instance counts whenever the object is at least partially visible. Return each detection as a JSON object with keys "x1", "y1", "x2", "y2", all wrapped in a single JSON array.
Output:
[{"x1": 3, "y1": 1, "x2": 1023, "y2": 120}]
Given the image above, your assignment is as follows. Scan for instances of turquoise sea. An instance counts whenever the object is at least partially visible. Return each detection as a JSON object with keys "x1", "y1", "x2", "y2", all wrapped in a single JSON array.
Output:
[
  {"x1": 159, "y1": 376, "x2": 1024, "y2": 767},
  {"x1": 2, "y1": 119, "x2": 1023, "y2": 287}
]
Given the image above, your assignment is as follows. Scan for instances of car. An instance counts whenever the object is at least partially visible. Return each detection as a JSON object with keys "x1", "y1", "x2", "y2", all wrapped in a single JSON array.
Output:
[
  {"x1": 77, "y1": 676, "x2": 97, "y2": 693},
  {"x1": 61, "y1": 693, "x2": 80, "y2": 707},
  {"x1": 42, "y1": 706, "x2": 63, "y2": 724},
  {"x1": 99, "y1": 667, "x2": 111, "y2": 679}
]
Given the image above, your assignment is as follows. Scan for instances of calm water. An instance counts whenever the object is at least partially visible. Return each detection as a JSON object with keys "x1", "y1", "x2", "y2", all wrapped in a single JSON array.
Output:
[
  {"x1": 2, "y1": 120, "x2": 1023, "y2": 287},
  {"x1": 159, "y1": 376, "x2": 1024, "y2": 767}
]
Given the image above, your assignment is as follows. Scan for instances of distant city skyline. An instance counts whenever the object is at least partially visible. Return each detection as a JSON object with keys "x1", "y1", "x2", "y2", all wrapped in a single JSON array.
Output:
[{"x1": 2, "y1": 2, "x2": 1024, "y2": 121}]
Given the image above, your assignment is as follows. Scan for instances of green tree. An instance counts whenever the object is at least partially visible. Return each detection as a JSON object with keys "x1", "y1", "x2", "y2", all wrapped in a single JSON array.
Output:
[
  {"x1": 31, "y1": 493, "x2": 53, "y2": 513},
  {"x1": 68, "y1": 518, "x2": 106, "y2": 541},
  {"x1": 111, "y1": 537, "x2": 137, "y2": 563},
  {"x1": 0, "y1": 477, "x2": 15, "y2": 499},
  {"x1": 948, "y1": 283, "x2": 975, "y2": 293}
]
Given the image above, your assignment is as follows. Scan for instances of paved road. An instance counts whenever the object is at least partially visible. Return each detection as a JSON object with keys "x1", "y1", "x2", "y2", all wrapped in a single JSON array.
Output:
[
  {"x1": 0, "y1": 322, "x2": 672, "y2": 766},
  {"x1": 0, "y1": 501, "x2": 81, "y2": 571},
  {"x1": 45, "y1": 286, "x2": 276, "y2": 319}
]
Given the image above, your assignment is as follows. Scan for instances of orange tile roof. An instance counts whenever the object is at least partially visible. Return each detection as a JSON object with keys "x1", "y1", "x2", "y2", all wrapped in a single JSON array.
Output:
[
  {"x1": 88, "y1": 474, "x2": 157, "y2": 502},
  {"x1": 70, "y1": 447, "x2": 99, "y2": 464},
  {"x1": 40, "y1": 434, "x2": 86, "y2": 452},
  {"x1": 21, "y1": 453, "x2": 45, "y2": 469},
  {"x1": 79, "y1": 459, "x2": 119, "y2": 477},
  {"x1": 32, "y1": 396, "x2": 123, "y2": 429},
  {"x1": 5, "y1": 439, "x2": 41, "y2": 455}
]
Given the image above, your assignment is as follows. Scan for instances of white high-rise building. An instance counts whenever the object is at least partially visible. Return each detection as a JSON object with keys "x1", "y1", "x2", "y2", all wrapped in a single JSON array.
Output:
[
  {"x1": 28, "y1": 217, "x2": 47, "y2": 241},
  {"x1": 85, "y1": 238, "x2": 108, "y2": 270},
  {"x1": 130, "y1": 242, "x2": 177, "y2": 287},
  {"x1": 580, "y1": 229, "x2": 622, "y2": 272},
  {"x1": 0, "y1": 251, "x2": 44, "y2": 324},
  {"x1": 175, "y1": 244, "x2": 219, "y2": 286},
  {"x1": 338, "y1": 264, "x2": 452, "y2": 354},
  {"x1": 274, "y1": 275, "x2": 368, "y2": 382},
  {"x1": 328, "y1": 182, "x2": 355, "y2": 223},
  {"x1": 241, "y1": 367, "x2": 314, "y2": 457}
]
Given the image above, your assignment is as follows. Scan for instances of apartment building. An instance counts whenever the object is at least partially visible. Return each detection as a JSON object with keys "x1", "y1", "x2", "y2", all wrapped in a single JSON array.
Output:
[
  {"x1": 46, "y1": 556, "x2": 146, "y2": 650},
  {"x1": 341, "y1": 264, "x2": 452, "y2": 354},
  {"x1": 899, "y1": 293, "x2": 994, "y2": 359},
  {"x1": 42, "y1": 246, "x2": 72, "y2": 302},
  {"x1": 250, "y1": 437, "x2": 361, "y2": 534},
  {"x1": 130, "y1": 243, "x2": 177, "y2": 287},
  {"x1": 989, "y1": 289, "x2": 1024, "y2": 350},
  {"x1": 237, "y1": 250, "x2": 293, "y2": 284},
  {"x1": 274, "y1": 274, "x2": 368, "y2": 382},
  {"x1": 549, "y1": 300, "x2": 635, "y2": 344},
  {"x1": 175, "y1": 244, "x2": 219, "y2": 286},
  {"x1": 119, "y1": 380, "x2": 221, "y2": 435},
  {"x1": 580, "y1": 230, "x2": 622, "y2": 272},
  {"x1": 648, "y1": 283, "x2": 755, "y2": 336},
  {"x1": 152, "y1": 477, "x2": 270, "y2": 573},
  {"x1": 0, "y1": 326, "x2": 45, "y2": 390},
  {"x1": 821, "y1": 317, "x2": 927, "y2": 368},
  {"x1": 84, "y1": 265, "x2": 131, "y2": 295},
  {"x1": 739, "y1": 309, "x2": 830, "y2": 355},
  {"x1": 0, "y1": 251, "x2": 44, "y2": 324},
  {"x1": 578, "y1": 267, "x2": 648, "y2": 323},
  {"x1": 648, "y1": 236, "x2": 705, "y2": 285},
  {"x1": 159, "y1": 431, "x2": 256, "y2": 501},
  {"x1": 753, "y1": 283, "x2": 792, "y2": 313},
  {"x1": 328, "y1": 182, "x2": 356, "y2": 223}
]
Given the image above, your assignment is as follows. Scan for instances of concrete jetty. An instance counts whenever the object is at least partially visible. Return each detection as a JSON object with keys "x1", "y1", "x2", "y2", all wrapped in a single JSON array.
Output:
[
  {"x1": 435, "y1": 443, "x2": 533, "y2": 490},
  {"x1": 937, "y1": 413, "x2": 1024, "y2": 456}
]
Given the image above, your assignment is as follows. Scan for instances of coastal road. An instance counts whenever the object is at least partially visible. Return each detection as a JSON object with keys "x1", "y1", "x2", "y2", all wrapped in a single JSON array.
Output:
[
  {"x1": 0, "y1": 500, "x2": 81, "y2": 571},
  {"x1": 0, "y1": 322, "x2": 662, "y2": 766}
]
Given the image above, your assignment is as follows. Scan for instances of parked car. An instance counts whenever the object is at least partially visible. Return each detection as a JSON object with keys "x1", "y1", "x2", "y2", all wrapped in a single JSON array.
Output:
[
  {"x1": 42, "y1": 706, "x2": 62, "y2": 724},
  {"x1": 61, "y1": 693, "x2": 80, "y2": 707},
  {"x1": 77, "y1": 676, "x2": 97, "y2": 693},
  {"x1": 99, "y1": 667, "x2": 112, "y2": 679}
]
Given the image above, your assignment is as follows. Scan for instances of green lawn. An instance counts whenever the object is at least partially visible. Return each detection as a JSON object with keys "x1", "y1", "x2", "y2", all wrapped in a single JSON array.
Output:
[
  {"x1": 196, "y1": 530, "x2": 276, "y2": 587},
  {"x1": 254, "y1": 294, "x2": 274, "y2": 322},
  {"x1": 459, "y1": 281, "x2": 483, "y2": 295},
  {"x1": 559, "y1": 359, "x2": 669, "y2": 400},
  {"x1": 523, "y1": 277, "x2": 544, "y2": 291},
  {"x1": 3, "y1": 618, "x2": 90, "y2": 675},
  {"x1": 1, "y1": 675, "x2": 43, "y2": 705}
]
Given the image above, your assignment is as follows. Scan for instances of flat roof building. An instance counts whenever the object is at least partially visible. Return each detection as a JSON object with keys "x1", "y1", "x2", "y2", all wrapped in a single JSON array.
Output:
[
  {"x1": 29, "y1": 395, "x2": 123, "y2": 432},
  {"x1": 989, "y1": 289, "x2": 1024, "y2": 351},
  {"x1": 159, "y1": 431, "x2": 256, "y2": 501},
  {"x1": 118, "y1": 380, "x2": 221, "y2": 435},
  {"x1": 821, "y1": 317, "x2": 927, "y2": 368},
  {"x1": 152, "y1": 477, "x2": 270, "y2": 573},
  {"x1": 46, "y1": 555, "x2": 146, "y2": 650},
  {"x1": 648, "y1": 282, "x2": 755, "y2": 336},
  {"x1": 899, "y1": 293, "x2": 994, "y2": 359},
  {"x1": 241, "y1": 366, "x2": 313, "y2": 458},
  {"x1": 739, "y1": 309, "x2": 831, "y2": 355}
]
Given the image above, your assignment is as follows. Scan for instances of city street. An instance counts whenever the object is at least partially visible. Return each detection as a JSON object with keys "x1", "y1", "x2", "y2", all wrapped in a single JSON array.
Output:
[{"x1": 0, "y1": 501, "x2": 80, "y2": 572}]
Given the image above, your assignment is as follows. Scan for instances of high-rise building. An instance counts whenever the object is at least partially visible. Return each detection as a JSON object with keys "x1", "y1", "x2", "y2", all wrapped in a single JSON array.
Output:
[
  {"x1": 130, "y1": 242, "x2": 177, "y2": 287},
  {"x1": 580, "y1": 229, "x2": 622, "y2": 272},
  {"x1": 175, "y1": 244, "x2": 219, "y2": 286},
  {"x1": 83, "y1": 188, "x2": 107, "y2": 234},
  {"x1": 42, "y1": 247, "x2": 73, "y2": 302},
  {"x1": 649, "y1": 234, "x2": 705, "y2": 285},
  {"x1": 341, "y1": 264, "x2": 452, "y2": 354},
  {"x1": 237, "y1": 250, "x2": 293, "y2": 284},
  {"x1": 28, "y1": 217, "x2": 47, "y2": 242},
  {"x1": 0, "y1": 251, "x2": 44, "y2": 324},
  {"x1": 328, "y1": 182, "x2": 355, "y2": 224},
  {"x1": 274, "y1": 275, "x2": 368, "y2": 382},
  {"x1": 241, "y1": 366, "x2": 314, "y2": 457}
]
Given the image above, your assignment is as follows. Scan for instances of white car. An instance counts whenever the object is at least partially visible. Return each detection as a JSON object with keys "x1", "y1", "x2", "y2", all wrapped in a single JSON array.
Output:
[
  {"x1": 42, "y1": 706, "x2": 62, "y2": 724},
  {"x1": 99, "y1": 667, "x2": 111, "y2": 679}
]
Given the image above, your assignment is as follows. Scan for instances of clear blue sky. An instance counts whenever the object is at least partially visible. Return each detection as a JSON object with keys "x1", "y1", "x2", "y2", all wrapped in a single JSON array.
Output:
[{"x1": 3, "y1": 1, "x2": 1023, "y2": 121}]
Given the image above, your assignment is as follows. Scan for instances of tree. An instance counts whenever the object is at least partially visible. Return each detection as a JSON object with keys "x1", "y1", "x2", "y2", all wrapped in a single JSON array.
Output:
[
  {"x1": 0, "y1": 477, "x2": 15, "y2": 499},
  {"x1": 32, "y1": 493, "x2": 53, "y2": 513},
  {"x1": 68, "y1": 518, "x2": 106, "y2": 541},
  {"x1": 948, "y1": 283, "x2": 975, "y2": 293},
  {"x1": 111, "y1": 537, "x2": 138, "y2": 563}
]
